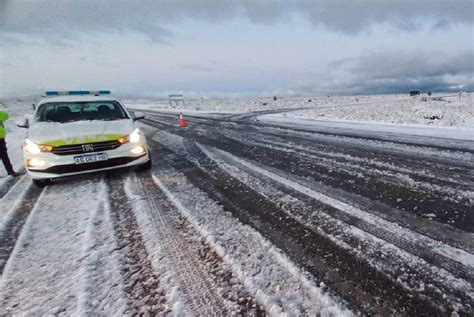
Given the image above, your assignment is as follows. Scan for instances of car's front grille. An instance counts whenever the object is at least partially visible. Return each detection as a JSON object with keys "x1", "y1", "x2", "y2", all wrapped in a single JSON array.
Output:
[{"x1": 51, "y1": 140, "x2": 122, "y2": 155}]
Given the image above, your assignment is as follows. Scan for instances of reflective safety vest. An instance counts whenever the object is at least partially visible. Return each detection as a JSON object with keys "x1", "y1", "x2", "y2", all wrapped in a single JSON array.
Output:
[{"x1": 0, "y1": 110, "x2": 9, "y2": 139}]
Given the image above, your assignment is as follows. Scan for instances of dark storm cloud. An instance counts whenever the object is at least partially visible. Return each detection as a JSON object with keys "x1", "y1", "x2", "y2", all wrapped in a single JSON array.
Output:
[
  {"x1": 302, "y1": 51, "x2": 474, "y2": 94},
  {"x1": 343, "y1": 51, "x2": 474, "y2": 79},
  {"x1": 1, "y1": 0, "x2": 473, "y2": 42},
  {"x1": 292, "y1": 0, "x2": 473, "y2": 33}
]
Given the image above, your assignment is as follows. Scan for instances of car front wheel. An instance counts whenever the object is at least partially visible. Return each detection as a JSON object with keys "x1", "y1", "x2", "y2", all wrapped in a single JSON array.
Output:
[
  {"x1": 33, "y1": 179, "x2": 52, "y2": 187},
  {"x1": 137, "y1": 157, "x2": 152, "y2": 171}
]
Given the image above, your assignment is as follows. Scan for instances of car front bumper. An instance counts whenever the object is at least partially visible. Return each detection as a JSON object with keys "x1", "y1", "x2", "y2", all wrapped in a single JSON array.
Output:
[{"x1": 24, "y1": 141, "x2": 150, "y2": 179}]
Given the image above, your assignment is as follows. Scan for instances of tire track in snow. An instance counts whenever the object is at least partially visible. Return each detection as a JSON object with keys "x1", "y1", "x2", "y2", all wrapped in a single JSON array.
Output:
[
  {"x1": 146, "y1": 136, "x2": 439, "y2": 316},
  {"x1": 105, "y1": 173, "x2": 168, "y2": 315},
  {"x1": 141, "y1": 113, "x2": 473, "y2": 314},
  {"x1": 125, "y1": 172, "x2": 230, "y2": 316},
  {"x1": 217, "y1": 129, "x2": 473, "y2": 231},
  {"x1": 141, "y1": 118, "x2": 473, "y2": 247},
  {"x1": 145, "y1": 153, "x2": 352, "y2": 315},
  {"x1": 216, "y1": 127, "x2": 474, "y2": 250},
  {"x1": 257, "y1": 118, "x2": 474, "y2": 154},
  {"x1": 0, "y1": 174, "x2": 33, "y2": 224},
  {"x1": 0, "y1": 177, "x2": 113, "y2": 315},
  {"x1": 143, "y1": 111, "x2": 474, "y2": 167},
  {"x1": 0, "y1": 167, "x2": 26, "y2": 199},
  {"x1": 240, "y1": 133, "x2": 473, "y2": 194},
  {"x1": 76, "y1": 177, "x2": 129, "y2": 315},
  {"x1": 197, "y1": 143, "x2": 474, "y2": 314},
  {"x1": 141, "y1": 117, "x2": 474, "y2": 233},
  {"x1": 196, "y1": 144, "x2": 474, "y2": 278},
  {"x1": 0, "y1": 179, "x2": 43, "y2": 275}
]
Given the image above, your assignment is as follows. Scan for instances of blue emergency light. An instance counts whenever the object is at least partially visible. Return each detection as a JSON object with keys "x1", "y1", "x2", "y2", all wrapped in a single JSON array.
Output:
[{"x1": 45, "y1": 90, "x2": 111, "y2": 96}]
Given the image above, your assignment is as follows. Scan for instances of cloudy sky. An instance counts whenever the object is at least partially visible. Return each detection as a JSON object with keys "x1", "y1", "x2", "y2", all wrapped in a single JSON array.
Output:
[{"x1": 1, "y1": 0, "x2": 473, "y2": 97}]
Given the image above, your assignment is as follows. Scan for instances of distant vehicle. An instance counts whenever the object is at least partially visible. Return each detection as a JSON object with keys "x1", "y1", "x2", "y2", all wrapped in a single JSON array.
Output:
[
  {"x1": 410, "y1": 90, "x2": 421, "y2": 96},
  {"x1": 17, "y1": 91, "x2": 151, "y2": 187}
]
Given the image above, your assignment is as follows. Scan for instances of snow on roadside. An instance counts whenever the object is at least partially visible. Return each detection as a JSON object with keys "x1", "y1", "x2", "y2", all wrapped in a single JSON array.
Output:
[
  {"x1": 264, "y1": 93, "x2": 473, "y2": 128},
  {"x1": 150, "y1": 131, "x2": 353, "y2": 316},
  {"x1": 123, "y1": 94, "x2": 409, "y2": 114},
  {"x1": 0, "y1": 177, "x2": 127, "y2": 315},
  {"x1": 123, "y1": 96, "x2": 310, "y2": 113},
  {"x1": 124, "y1": 93, "x2": 474, "y2": 129}
]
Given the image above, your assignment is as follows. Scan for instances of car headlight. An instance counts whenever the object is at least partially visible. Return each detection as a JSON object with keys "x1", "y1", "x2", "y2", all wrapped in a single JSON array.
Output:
[
  {"x1": 27, "y1": 158, "x2": 47, "y2": 167},
  {"x1": 24, "y1": 139, "x2": 53, "y2": 154},
  {"x1": 118, "y1": 129, "x2": 141, "y2": 144},
  {"x1": 131, "y1": 145, "x2": 146, "y2": 154}
]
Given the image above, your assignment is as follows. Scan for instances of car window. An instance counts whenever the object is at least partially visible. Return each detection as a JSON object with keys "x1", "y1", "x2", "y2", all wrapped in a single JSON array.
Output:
[{"x1": 35, "y1": 101, "x2": 129, "y2": 123}]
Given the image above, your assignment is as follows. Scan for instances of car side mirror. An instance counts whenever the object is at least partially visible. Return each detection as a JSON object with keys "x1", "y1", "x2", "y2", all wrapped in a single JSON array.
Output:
[
  {"x1": 133, "y1": 111, "x2": 145, "y2": 121},
  {"x1": 16, "y1": 118, "x2": 29, "y2": 128},
  {"x1": 32, "y1": 103, "x2": 36, "y2": 110}
]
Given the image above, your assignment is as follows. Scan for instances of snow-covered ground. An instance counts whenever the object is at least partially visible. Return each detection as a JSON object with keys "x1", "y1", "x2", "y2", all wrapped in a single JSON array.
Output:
[
  {"x1": 125, "y1": 94, "x2": 412, "y2": 113},
  {"x1": 264, "y1": 93, "x2": 473, "y2": 128},
  {"x1": 125, "y1": 93, "x2": 473, "y2": 128},
  {"x1": 1, "y1": 93, "x2": 473, "y2": 315}
]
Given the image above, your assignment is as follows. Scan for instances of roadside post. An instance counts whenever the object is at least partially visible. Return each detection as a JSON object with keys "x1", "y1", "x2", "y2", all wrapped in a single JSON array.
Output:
[{"x1": 169, "y1": 94, "x2": 185, "y2": 108}]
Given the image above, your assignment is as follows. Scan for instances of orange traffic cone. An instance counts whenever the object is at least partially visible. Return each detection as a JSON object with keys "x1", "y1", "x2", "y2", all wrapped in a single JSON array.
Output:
[{"x1": 179, "y1": 112, "x2": 186, "y2": 127}]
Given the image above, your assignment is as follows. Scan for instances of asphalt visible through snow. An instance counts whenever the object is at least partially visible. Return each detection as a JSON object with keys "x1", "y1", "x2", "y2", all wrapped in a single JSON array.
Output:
[
  {"x1": 142, "y1": 110, "x2": 473, "y2": 233},
  {"x1": 139, "y1": 110, "x2": 474, "y2": 315},
  {"x1": 0, "y1": 109, "x2": 473, "y2": 316}
]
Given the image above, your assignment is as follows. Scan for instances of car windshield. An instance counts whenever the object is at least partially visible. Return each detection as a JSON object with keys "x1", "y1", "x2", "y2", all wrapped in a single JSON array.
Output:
[{"x1": 35, "y1": 101, "x2": 129, "y2": 123}]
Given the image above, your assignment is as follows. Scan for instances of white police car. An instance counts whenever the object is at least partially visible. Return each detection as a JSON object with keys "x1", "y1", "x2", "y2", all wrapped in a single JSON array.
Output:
[{"x1": 17, "y1": 91, "x2": 151, "y2": 187}]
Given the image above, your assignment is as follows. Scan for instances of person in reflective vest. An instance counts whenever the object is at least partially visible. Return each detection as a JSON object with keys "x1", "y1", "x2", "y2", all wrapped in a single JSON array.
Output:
[{"x1": 0, "y1": 109, "x2": 20, "y2": 177}]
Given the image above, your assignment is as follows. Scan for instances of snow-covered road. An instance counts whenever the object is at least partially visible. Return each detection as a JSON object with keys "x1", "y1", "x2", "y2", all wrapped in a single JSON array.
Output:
[{"x1": 1, "y1": 107, "x2": 473, "y2": 315}]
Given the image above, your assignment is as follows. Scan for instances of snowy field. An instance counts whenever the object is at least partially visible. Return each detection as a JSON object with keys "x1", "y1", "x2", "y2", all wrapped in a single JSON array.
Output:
[
  {"x1": 124, "y1": 94, "x2": 410, "y2": 113},
  {"x1": 264, "y1": 93, "x2": 474, "y2": 128},
  {"x1": 125, "y1": 93, "x2": 473, "y2": 127}
]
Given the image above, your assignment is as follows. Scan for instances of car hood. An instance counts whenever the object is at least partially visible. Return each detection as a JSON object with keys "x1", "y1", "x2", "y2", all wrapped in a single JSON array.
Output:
[{"x1": 27, "y1": 119, "x2": 134, "y2": 146}]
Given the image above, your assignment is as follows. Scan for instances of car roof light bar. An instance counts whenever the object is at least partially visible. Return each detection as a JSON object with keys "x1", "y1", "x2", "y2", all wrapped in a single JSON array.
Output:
[{"x1": 45, "y1": 90, "x2": 111, "y2": 96}]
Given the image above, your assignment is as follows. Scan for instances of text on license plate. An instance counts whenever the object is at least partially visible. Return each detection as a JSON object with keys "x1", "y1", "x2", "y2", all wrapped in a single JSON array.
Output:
[{"x1": 73, "y1": 153, "x2": 108, "y2": 164}]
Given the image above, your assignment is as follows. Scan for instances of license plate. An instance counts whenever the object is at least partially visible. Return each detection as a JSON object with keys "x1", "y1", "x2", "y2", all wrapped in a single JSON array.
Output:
[{"x1": 73, "y1": 152, "x2": 108, "y2": 164}]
